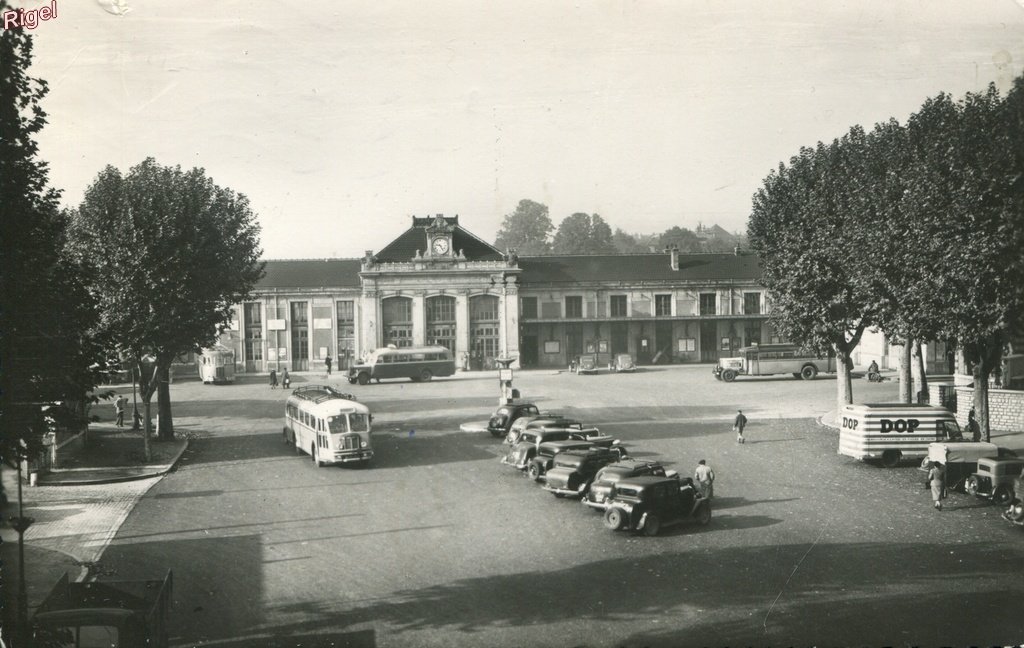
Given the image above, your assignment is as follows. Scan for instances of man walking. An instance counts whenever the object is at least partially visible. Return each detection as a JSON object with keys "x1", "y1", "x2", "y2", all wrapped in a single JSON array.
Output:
[
  {"x1": 114, "y1": 394, "x2": 128, "y2": 427},
  {"x1": 734, "y1": 409, "x2": 748, "y2": 444},
  {"x1": 694, "y1": 459, "x2": 715, "y2": 499},
  {"x1": 325, "y1": 353, "x2": 333, "y2": 376}
]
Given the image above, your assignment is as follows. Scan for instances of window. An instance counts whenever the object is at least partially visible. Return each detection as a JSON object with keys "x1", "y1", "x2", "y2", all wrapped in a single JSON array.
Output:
[
  {"x1": 610, "y1": 295, "x2": 627, "y2": 317},
  {"x1": 699, "y1": 293, "x2": 717, "y2": 316},
  {"x1": 336, "y1": 300, "x2": 355, "y2": 365},
  {"x1": 565, "y1": 296, "x2": 583, "y2": 318},
  {"x1": 744, "y1": 292, "x2": 761, "y2": 315},
  {"x1": 521, "y1": 296, "x2": 538, "y2": 319},
  {"x1": 382, "y1": 296, "x2": 413, "y2": 348},
  {"x1": 655, "y1": 294, "x2": 672, "y2": 317}
]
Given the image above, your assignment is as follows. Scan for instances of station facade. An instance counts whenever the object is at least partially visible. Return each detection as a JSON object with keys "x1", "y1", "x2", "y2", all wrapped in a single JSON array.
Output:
[{"x1": 216, "y1": 215, "x2": 776, "y2": 373}]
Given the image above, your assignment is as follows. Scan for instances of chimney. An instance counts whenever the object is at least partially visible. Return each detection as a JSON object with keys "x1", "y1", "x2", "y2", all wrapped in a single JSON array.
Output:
[
  {"x1": 733, "y1": 246, "x2": 741, "y2": 256},
  {"x1": 667, "y1": 245, "x2": 679, "y2": 271}
]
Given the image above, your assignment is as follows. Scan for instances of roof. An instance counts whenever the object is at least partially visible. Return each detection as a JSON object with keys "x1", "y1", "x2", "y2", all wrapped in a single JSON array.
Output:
[
  {"x1": 517, "y1": 253, "x2": 762, "y2": 284},
  {"x1": 375, "y1": 216, "x2": 503, "y2": 262},
  {"x1": 259, "y1": 259, "x2": 362, "y2": 289}
]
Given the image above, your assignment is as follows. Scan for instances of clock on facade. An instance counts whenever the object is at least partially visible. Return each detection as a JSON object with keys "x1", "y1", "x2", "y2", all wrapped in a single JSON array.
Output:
[{"x1": 431, "y1": 237, "x2": 450, "y2": 255}]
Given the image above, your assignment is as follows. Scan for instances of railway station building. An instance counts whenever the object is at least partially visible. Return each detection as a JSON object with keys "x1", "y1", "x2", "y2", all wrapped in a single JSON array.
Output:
[{"x1": 215, "y1": 214, "x2": 774, "y2": 374}]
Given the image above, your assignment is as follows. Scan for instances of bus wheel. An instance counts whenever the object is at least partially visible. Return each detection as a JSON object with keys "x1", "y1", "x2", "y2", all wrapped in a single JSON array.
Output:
[
  {"x1": 420, "y1": 369, "x2": 433, "y2": 382},
  {"x1": 721, "y1": 369, "x2": 737, "y2": 382},
  {"x1": 357, "y1": 372, "x2": 369, "y2": 386},
  {"x1": 800, "y1": 365, "x2": 818, "y2": 380},
  {"x1": 881, "y1": 450, "x2": 901, "y2": 468},
  {"x1": 283, "y1": 427, "x2": 289, "y2": 444}
]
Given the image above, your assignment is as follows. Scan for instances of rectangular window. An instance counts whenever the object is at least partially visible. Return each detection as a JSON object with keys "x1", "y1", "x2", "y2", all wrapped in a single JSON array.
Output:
[
  {"x1": 521, "y1": 296, "x2": 538, "y2": 319},
  {"x1": 610, "y1": 295, "x2": 627, "y2": 317},
  {"x1": 655, "y1": 294, "x2": 672, "y2": 317},
  {"x1": 699, "y1": 293, "x2": 717, "y2": 316},
  {"x1": 565, "y1": 296, "x2": 583, "y2": 318},
  {"x1": 744, "y1": 292, "x2": 761, "y2": 315}
]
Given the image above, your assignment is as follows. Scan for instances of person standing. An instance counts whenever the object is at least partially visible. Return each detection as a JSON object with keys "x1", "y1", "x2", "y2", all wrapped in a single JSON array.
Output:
[
  {"x1": 968, "y1": 407, "x2": 981, "y2": 442},
  {"x1": 113, "y1": 394, "x2": 127, "y2": 427},
  {"x1": 269, "y1": 369, "x2": 278, "y2": 389},
  {"x1": 325, "y1": 353, "x2": 333, "y2": 376},
  {"x1": 734, "y1": 409, "x2": 748, "y2": 444},
  {"x1": 927, "y1": 460, "x2": 946, "y2": 510},
  {"x1": 694, "y1": 459, "x2": 715, "y2": 499},
  {"x1": 281, "y1": 368, "x2": 291, "y2": 389}
]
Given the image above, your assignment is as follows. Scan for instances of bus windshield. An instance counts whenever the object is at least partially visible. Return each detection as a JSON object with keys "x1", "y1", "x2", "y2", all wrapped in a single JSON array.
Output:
[
  {"x1": 349, "y1": 413, "x2": 370, "y2": 432},
  {"x1": 327, "y1": 415, "x2": 349, "y2": 433}
]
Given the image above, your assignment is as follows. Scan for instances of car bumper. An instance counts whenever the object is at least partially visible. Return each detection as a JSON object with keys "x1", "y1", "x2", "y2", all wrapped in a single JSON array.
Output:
[
  {"x1": 542, "y1": 484, "x2": 582, "y2": 497},
  {"x1": 500, "y1": 456, "x2": 529, "y2": 470},
  {"x1": 326, "y1": 450, "x2": 373, "y2": 464}
]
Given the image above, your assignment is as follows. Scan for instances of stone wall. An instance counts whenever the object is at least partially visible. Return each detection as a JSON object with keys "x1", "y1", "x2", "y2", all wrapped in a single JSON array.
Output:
[{"x1": 954, "y1": 386, "x2": 1024, "y2": 432}]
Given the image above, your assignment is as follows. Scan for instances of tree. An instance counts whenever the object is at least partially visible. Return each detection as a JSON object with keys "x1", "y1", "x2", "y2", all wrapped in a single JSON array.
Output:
[
  {"x1": 611, "y1": 228, "x2": 657, "y2": 253},
  {"x1": 68, "y1": 159, "x2": 264, "y2": 457},
  {"x1": 552, "y1": 213, "x2": 617, "y2": 254},
  {"x1": 656, "y1": 226, "x2": 703, "y2": 253},
  {"x1": 0, "y1": 10, "x2": 107, "y2": 471},
  {"x1": 494, "y1": 199, "x2": 553, "y2": 255},
  {"x1": 900, "y1": 84, "x2": 1024, "y2": 440},
  {"x1": 749, "y1": 128, "x2": 879, "y2": 413}
]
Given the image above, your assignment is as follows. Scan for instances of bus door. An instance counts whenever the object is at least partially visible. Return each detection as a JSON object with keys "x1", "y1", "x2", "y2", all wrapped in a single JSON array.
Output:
[{"x1": 745, "y1": 348, "x2": 759, "y2": 376}]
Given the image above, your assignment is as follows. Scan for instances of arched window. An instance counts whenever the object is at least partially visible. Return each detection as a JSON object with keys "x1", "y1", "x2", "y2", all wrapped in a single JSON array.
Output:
[
  {"x1": 426, "y1": 295, "x2": 456, "y2": 352},
  {"x1": 382, "y1": 296, "x2": 413, "y2": 348},
  {"x1": 470, "y1": 295, "x2": 499, "y2": 370}
]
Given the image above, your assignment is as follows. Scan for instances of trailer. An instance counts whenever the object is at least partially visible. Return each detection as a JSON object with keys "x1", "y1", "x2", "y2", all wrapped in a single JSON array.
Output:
[{"x1": 33, "y1": 571, "x2": 172, "y2": 648}]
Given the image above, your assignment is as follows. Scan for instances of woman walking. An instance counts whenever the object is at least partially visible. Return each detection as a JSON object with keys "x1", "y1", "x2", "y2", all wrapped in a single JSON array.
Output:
[{"x1": 927, "y1": 461, "x2": 946, "y2": 511}]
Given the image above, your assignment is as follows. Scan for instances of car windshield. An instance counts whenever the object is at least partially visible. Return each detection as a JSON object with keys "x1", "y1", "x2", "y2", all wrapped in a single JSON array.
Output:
[{"x1": 349, "y1": 413, "x2": 370, "y2": 432}]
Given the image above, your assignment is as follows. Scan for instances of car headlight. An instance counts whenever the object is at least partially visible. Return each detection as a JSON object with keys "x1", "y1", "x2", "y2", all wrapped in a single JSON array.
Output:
[{"x1": 361, "y1": 441, "x2": 367, "y2": 448}]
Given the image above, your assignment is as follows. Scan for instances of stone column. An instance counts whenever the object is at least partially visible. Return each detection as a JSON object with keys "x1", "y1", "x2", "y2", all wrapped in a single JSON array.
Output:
[
  {"x1": 455, "y1": 292, "x2": 470, "y2": 369},
  {"x1": 360, "y1": 291, "x2": 379, "y2": 354},
  {"x1": 411, "y1": 293, "x2": 426, "y2": 346},
  {"x1": 504, "y1": 284, "x2": 520, "y2": 367}
]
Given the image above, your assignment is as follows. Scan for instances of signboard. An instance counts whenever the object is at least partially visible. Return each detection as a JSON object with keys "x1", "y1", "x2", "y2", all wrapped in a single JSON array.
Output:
[
  {"x1": 544, "y1": 340, "x2": 560, "y2": 354},
  {"x1": 268, "y1": 348, "x2": 277, "y2": 361},
  {"x1": 319, "y1": 347, "x2": 328, "y2": 359},
  {"x1": 278, "y1": 347, "x2": 288, "y2": 359},
  {"x1": 498, "y1": 368, "x2": 513, "y2": 382},
  {"x1": 267, "y1": 319, "x2": 286, "y2": 331},
  {"x1": 598, "y1": 340, "x2": 609, "y2": 353},
  {"x1": 313, "y1": 318, "x2": 333, "y2": 330}
]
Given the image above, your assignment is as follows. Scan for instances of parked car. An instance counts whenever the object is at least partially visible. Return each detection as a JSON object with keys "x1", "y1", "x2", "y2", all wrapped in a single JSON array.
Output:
[
  {"x1": 486, "y1": 402, "x2": 541, "y2": 438},
  {"x1": 502, "y1": 427, "x2": 580, "y2": 471},
  {"x1": 527, "y1": 440, "x2": 597, "y2": 481},
  {"x1": 583, "y1": 459, "x2": 675, "y2": 511},
  {"x1": 1002, "y1": 475, "x2": 1024, "y2": 528},
  {"x1": 922, "y1": 442, "x2": 1017, "y2": 492},
  {"x1": 966, "y1": 457, "x2": 1024, "y2": 505},
  {"x1": 602, "y1": 475, "x2": 711, "y2": 536},
  {"x1": 542, "y1": 448, "x2": 622, "y2": 497},
  {"x1": 504, "y1": 414, "x2": 569, "y2": 446},
  {"x1": 576, "y1": 354, "x2": 600, "y2": 375},
  {"x1": 610, "y1": 353, "x2": 636, "y2": 373}
]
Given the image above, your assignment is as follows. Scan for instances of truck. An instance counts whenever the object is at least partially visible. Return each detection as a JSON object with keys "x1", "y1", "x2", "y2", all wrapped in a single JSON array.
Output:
[
  {"x1": 33, "y1": 571, "x2": 172, "y2": 648},
  {"x1": 838, "y1": 403, "x2": 963, "y2": 468}
]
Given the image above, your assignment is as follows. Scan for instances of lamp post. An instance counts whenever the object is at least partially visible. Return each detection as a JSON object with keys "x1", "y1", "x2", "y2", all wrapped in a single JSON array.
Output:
[{"x1": 9, "y1": 446, "x2": 35, "y2": 645}]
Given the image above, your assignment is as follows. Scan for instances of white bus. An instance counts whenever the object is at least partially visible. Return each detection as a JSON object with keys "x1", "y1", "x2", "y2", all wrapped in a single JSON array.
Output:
[
  {"x1": 347, "y1": 345, "x2": 456, "y2": 385},
  {"x1": 713, "y1": 343, "x2": 836, "y2": 382},
  {"x1": 197, "y1": 345, "x2": 236, "y2": 384},
  {"x1": 283, "y1": 385, "x2": 373, "y2": 466}
]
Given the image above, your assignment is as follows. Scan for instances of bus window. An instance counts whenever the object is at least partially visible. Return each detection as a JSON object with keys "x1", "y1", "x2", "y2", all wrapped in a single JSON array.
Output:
[
  {"x1": 328, "y1": 415, "x2": 349, "y2": 433},
  {"x1": 349, "y1": 413, "x2": 370, "y2": 432}
]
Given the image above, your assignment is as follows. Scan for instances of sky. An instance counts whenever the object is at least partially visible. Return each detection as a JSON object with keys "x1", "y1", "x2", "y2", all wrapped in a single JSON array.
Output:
[{"x1": 18, "y1": 0, "x2": 1024, "y2": 259}]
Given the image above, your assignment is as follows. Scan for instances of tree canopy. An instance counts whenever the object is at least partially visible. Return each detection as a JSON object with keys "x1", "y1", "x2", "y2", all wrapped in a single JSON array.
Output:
[
  {"x1": 551, "y1": 212, "x2": 617, "y2": 254},
  {"x1": 68, "y1": 159, "x2": 264, "y2": 453},
  {"x1": 493, "y1": 199, "x2": 553, "y2": 255}
]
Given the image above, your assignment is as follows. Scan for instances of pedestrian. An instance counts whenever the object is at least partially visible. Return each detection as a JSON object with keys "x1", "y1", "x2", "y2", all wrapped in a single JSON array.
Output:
[
  {"x1": 113, "y1": 394, "x2": 127, "y2": 427},
  {"x1": 269, "y1": 369, "x2": 278, "y2": 389},
  {"x1": 968, "y1": 407, "x2": 981, "y2": 442},
  {"x1": 281, "y1": 368, "x2": 291, "y2": 389},
  {"x1": 733, "y1": 409, "x2": 748, "y2": 444},
  {"x1": 325, "y1": 353, "x2": 333, "y2": 376},
  {"x1": 927, "y1": 460, "x2": 946, "y2": 510},
  {"x1": 694, "y1": 459, "x2": 715, "y2": 499}
]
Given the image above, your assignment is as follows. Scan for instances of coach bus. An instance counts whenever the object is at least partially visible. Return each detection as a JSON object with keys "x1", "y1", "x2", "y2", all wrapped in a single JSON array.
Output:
[
  {"x1": 347, "y1": 345, "x2": 455, "y2": 385},
  {"x1": 197, "y1": 345, "x2": 236, "y2": 384},
  {"x1": 283, "y1": 385, "x2": 373, "y2": 466},
  {"x1": 713, "y1": 343, "x2": 836, "y2": 382}
]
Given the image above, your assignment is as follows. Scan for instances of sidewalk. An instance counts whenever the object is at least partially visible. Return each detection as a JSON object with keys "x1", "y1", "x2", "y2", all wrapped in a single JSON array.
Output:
[{"x1": 0, "y1": 424, "x2": 188, "y2": 636}]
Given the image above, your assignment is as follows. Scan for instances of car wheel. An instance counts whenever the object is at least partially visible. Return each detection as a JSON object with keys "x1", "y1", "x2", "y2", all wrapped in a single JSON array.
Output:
[
  {"x1": 880, "y1": 450, "x2": 901, "y2": 468},
  {"x1": 604, "y1": 508, "x2": 626, "y2": 530},
  {"x1": 643, "y1": 515, "x2": 661, "y2": 536},
  {"x1": 357, "y1": 373, "x2": 369, "y2": 386},
  {"x1": 721, "y1": 369, "x2": 737, "y2": 383},
  {"x1": 527, "y1": 463, "x2": 542, "y2": 481},
  {"x1": 993, "y1": 485, "x2": 1012, "y2": 506},
  {"x1": 420, "y1": 369, "x2": 433, "y2": 382},
  {"x1": 698, "y1": 502, "x2": 712, "y2": 525},
  {"x1": 800, "y1": 365, "x2": 818, "y2": 380}
]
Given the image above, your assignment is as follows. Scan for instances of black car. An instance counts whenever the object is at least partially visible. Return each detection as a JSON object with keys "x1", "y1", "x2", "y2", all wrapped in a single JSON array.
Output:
[
  {"x1": 542, "y1": 448, "x2": 622, "y2": 497},
  {"x1": 583, "y1": 459, "x2": 674, "y2": 511},
  {"x1": 527, "y1": 440, "x2": 600, "y2": 481},
  {"x1": 1003, "y1": 475, "x2": 1024, "y2": 529},
  {"x1": 486, "y1": 402, "x2": 541, "y2": 438},
  {"x1": 602, "y1": 475, "x2": 711, "y2": 536}
]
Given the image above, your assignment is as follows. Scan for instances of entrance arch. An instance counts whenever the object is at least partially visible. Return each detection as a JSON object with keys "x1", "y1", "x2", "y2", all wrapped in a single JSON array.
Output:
[{"x1": 469, "y1": 295, "x2": 499, "y2": 370}]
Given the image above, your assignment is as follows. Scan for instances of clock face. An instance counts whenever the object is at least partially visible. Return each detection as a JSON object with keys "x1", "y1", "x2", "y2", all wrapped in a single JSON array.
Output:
[{"x1": 432, "y1": 237, "x2": 449, "y2": 255}]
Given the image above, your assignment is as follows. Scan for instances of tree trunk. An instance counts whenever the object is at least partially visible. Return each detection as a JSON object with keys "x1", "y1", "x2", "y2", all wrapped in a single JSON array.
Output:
[
  {"x1": 141, "y1": 396, "x2": 153, "y2": 462},
  {"x1": 157, "y1": 365, "x2": 174, "y2": 441},
  {"x1": 912, "y1": 340, "x2": 929, "y2": 404},
  {"x1": 972, "y1": 363, "x2": 991, "y2": 444},
  {"x1": 836, "y1": 351, "x2": 854, "y2": 415},
  {"x1": 898, "y1": 343, "x2": 913, "y2": 403}
]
